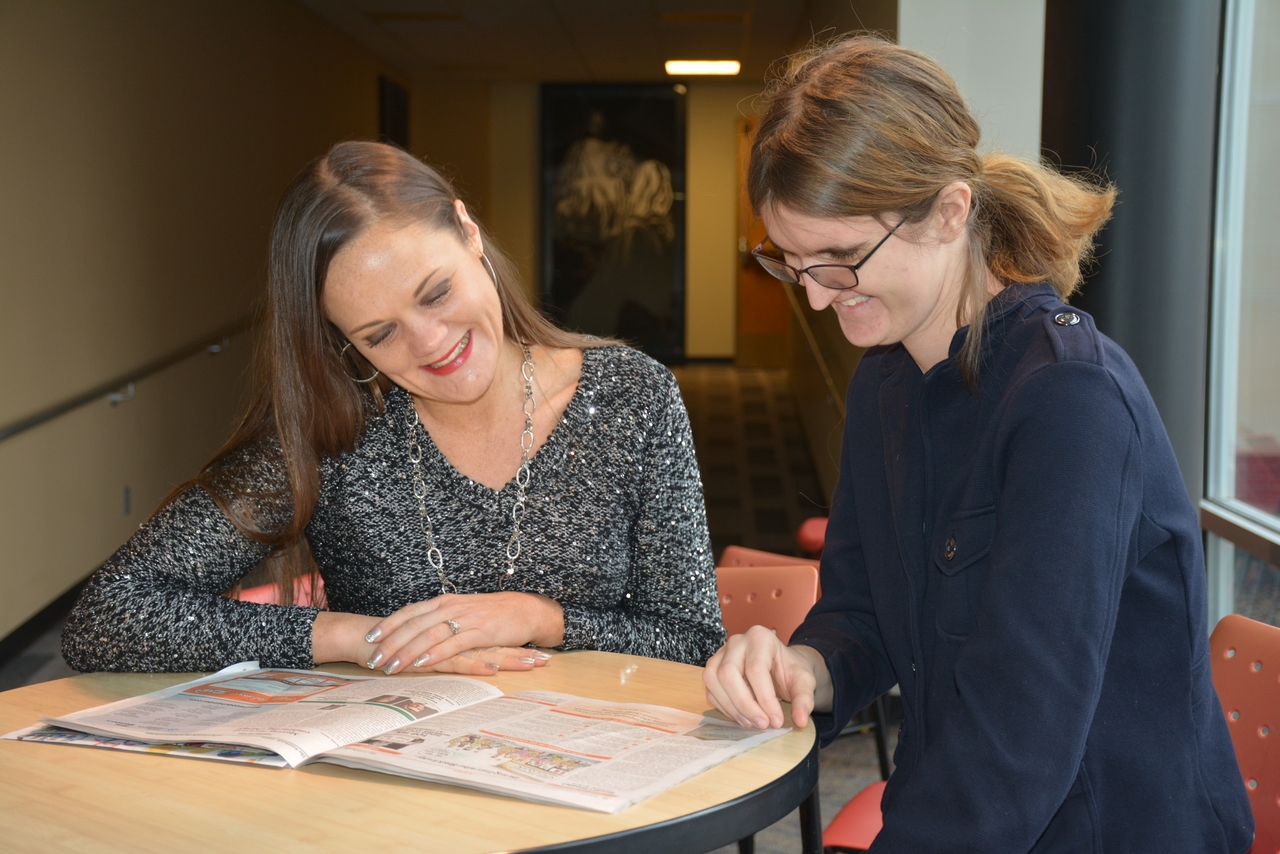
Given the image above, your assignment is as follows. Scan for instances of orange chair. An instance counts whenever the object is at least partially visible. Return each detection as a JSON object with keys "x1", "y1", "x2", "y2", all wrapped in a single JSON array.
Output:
[
  {"x1": 716, "y1": 563, "x2": 820, "y2": 644},
  {"x1": 797, "y1": 516, "x2": 829, "y2": 556},
  {"x1": 1211, "y1": 613, "x2": 1280, "y2": 853},
  {"x1": 229, "y1": 574, "x2": 325, "y2": 608},
  {"x1": 719, "y1": 544, "x2": 820, "y2": 569},
  {"x1": 824, "y1": 780, "x2": 887, "y2": 852}
]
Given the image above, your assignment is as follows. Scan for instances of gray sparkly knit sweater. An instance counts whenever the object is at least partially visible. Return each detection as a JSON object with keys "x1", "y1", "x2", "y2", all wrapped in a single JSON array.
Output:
[{"x1": 63, "y1": 346, "x2": 724, "y2": 672}]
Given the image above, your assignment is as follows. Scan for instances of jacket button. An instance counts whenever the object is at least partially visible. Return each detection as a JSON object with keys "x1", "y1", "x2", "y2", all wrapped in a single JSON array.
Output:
[
  {"x1": 944, "y1": 537, "x2": 956, "y2": 560},
  {"x1": 1053, "y1": 311, "x2": 1080, "y2": 326}
]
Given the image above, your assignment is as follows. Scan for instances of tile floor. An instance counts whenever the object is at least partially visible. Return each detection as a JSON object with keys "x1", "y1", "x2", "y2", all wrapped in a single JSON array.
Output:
[{"x1": 674, "y1": 364, "x2": 831, "y2": 559}]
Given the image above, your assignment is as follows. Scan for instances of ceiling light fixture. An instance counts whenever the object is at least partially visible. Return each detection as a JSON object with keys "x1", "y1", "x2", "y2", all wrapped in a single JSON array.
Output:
[{"x1": 664, "y1": 60, "x2": 741, "y2": 76}]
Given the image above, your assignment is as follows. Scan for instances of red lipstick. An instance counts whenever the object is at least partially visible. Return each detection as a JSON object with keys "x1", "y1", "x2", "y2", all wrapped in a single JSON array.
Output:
[{"x1": 421, "y1": 331, "x2": 473, "y2": 376}]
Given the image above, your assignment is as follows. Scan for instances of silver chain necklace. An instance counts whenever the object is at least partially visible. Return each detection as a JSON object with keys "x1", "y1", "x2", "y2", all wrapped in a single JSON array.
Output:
[{"x1": 406, "y1": 345, "x2": 535, "y2": 594}]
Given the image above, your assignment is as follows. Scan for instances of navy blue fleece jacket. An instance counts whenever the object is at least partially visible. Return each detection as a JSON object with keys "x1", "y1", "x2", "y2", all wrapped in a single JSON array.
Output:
[{"x1": 791, "y1": 283, "x2": 1252, "y2": 853}]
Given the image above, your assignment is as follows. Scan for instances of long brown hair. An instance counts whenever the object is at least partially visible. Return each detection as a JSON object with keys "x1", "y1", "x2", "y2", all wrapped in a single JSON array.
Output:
[
  {"x1": 194, "y1": 141, "x2": 609, "y2": 602},
  {"x1": 748, "y1": 35, "x2": 1116, "y2": 384}
]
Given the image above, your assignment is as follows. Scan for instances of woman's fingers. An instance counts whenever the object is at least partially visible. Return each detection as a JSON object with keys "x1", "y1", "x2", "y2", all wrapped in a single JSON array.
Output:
[
  {"x1": 385, "y1": 629, "x2": 490, "y2": 673},
  {"x1": 360, "y1": 592, "x2": 564, "y2": 673},
  {"x1": 704, "y1": 653, "x2": 754, "y2": 727},
  {"x1": 373, "y1": 607, "x2": 504, "y2": 672},
  {"x1": 414, "y1": 650, "x2": 502, "y2": 676},
  {"x1": 368, "y1": 593, "x2": 554, "y2": 669},
  {"x1": 776, "y1": 648, "x2": 818, "y2": 728},
  {"x1": 704, "y1": 631, "x2": 778, "y2": 729},
  {"x1": 737, "y1": 626, "x2": 791, "y2": 728},
  {"x1": 418, "y1": 644, "x2": 540, "y2": 672},
  {"x1": 460, "y1": 647, "x2": 548, "y2": 670},
  {"x1": 789, "y1": 688, "x2": 815, "y2": 729},
  {"x1": 716, "y1": 652, "x2": 772, "y2": 727},
  {"x1": 366, "y1": 616, "x2": 456, "y2": 672},
  {"x1": 743, "y1": 648, "x2": 788, "y2": 728},
  {"x1": 703, "y1": 627, "x2": 816, "y2": 730},
  {"x1": 364, "y1": 596, "x2": 453, "y2": 644},
  {"x1": 409, "y1": 647, "x2": 548, "y2": 675}
]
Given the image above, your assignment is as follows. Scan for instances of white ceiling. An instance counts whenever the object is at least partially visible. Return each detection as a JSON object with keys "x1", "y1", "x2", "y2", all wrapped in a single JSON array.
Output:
[{"x1": 299, "y1": 0, "x2": 892, "y2": 83}]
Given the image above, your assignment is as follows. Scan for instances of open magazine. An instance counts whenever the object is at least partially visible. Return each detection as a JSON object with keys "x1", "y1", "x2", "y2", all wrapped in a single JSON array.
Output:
[{"x1": 3, "y1": 662, "x2": 788, "y2": 813}]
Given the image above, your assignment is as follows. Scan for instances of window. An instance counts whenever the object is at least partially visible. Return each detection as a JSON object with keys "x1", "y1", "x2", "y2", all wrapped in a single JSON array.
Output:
[{"x1": 1205, "y1": 0, "x2": 1280, "y2": 626}]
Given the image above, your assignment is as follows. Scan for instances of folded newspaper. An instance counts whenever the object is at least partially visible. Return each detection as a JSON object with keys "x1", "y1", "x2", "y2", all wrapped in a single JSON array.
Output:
[{"x1": 3, "y1": 662, "x2": 788, "y2": 813}]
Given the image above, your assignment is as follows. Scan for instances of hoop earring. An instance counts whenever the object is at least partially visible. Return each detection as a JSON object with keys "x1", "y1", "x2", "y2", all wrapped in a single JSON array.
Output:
[
  {"x1": 340, "y1": 341, "x2": 380, "y2": 383},
  {"x1": 481, "y1": 253, "x2": 498, "y2": 285}
]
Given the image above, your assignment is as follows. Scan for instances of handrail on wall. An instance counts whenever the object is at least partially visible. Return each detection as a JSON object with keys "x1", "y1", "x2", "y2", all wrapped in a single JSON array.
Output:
[
  {"x1": 782, "y1": 284, "x2": 846, "y2": 420},
  {"x1": 0, "y1": 315, "x2": 256, "y2": 445}
]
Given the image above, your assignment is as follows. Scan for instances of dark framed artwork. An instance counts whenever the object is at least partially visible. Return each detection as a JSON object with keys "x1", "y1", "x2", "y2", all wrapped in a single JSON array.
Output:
[{"x1": 540, "y1": 84, "x2": 687, "y2": 363}]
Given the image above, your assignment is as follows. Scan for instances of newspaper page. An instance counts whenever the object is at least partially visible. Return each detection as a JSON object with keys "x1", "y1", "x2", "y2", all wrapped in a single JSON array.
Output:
[
  {"x1": 316, "y1": 690, "x2": 789, "y2": 813},
  {"x1": 27, "y1": 662, "x2": 503, "y2": 767},
  {"x1": 2, "y1": 724, "x2": 289, "y2": 767}
]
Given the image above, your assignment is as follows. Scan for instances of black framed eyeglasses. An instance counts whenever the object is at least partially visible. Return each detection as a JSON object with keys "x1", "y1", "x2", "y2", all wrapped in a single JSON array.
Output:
[{"x1": 751, "y1": 219, "x2": 905, "y2": 290}]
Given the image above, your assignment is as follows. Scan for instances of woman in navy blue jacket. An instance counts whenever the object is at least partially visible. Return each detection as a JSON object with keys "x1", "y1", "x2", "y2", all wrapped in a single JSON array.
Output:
[{"x1": 703, "y1": 36, "x2": 1254, "y2": 853}]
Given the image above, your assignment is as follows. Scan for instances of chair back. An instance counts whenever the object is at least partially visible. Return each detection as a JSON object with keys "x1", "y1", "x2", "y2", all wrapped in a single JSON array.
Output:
[
  {"x1": 823, "y1": 780, "x2": 887, "y2": 852},
  {"x1": 230, "y1": 575, "x2": 325, "y2": 608},
  {"x1": 796, "y1": 516, "x2": 829, "y2": 555},
  {"x1": 719, "y1": 544, "x2": 819, "y2": 568},
  {"x1": 1211, "y1": 613, "x2": 1280, "y2": 852},
  {"x1": 715, "y1": 564, "x2": 819, "y2": 643}
]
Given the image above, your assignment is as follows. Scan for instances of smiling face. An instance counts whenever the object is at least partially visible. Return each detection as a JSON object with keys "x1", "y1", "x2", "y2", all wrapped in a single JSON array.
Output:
[
  {"x1": 322, "y1": 202, "x2": 508, "y2": 409},
  {"x1": 760, "y1": 194, "x2": 972, "y2": 372}
]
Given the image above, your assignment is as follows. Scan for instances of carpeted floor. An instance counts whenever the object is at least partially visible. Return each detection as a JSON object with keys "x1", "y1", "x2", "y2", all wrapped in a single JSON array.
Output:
[{"x1": 673, "y1": 364, "x2": 831, "y2": 560}]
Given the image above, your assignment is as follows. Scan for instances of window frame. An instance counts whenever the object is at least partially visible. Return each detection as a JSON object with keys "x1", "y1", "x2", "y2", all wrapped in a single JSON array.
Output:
[{"x1": 1203, "y1": 0, "x2": 1280, "y2": 623}]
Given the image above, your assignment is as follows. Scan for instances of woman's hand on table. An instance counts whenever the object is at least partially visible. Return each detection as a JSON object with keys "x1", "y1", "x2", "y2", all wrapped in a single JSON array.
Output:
[
  {"x1": 703, "y1": 626, "x2": 834, "y2": 729},
  {"x1": 362, "y1": 591, "x2": 565, "y2": 675}
]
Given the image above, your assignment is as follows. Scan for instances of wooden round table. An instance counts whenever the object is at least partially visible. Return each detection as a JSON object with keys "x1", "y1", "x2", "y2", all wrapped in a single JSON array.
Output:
[{"x1": 0, "y1": 651, "x2": 819, "y2": 853}]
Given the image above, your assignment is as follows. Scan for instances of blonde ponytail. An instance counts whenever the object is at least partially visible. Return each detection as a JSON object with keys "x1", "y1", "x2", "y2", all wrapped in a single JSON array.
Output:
[
  {"x1": 750, "y1": 35, "x2": 1115, "y2": 387},
  {"x1": 955, "y1": 153, "x2": 1115, "y2": 380}
]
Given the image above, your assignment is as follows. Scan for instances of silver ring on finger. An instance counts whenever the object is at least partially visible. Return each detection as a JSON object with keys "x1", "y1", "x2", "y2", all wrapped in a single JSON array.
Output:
[{"x1": 445, "y1": 619, "x2": 461, "y2": 635}]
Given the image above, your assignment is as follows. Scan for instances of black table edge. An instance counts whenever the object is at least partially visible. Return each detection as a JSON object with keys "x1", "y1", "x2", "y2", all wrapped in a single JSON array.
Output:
[{"x1": 517, "y1": 735, "x2": 820, "y2": 854}]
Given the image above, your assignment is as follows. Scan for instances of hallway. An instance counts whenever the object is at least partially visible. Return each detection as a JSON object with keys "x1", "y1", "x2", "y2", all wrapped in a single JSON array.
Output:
[{"x1": 675, "y1": 364, "x2": 829, "y2": 560}]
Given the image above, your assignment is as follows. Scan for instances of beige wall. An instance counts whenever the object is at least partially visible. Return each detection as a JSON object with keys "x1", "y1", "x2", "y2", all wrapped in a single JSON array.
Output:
[
  {"x1": 488, "y1": 83, "x2": 543, "y2": 303},
  {"x1": 412, "y1": 80, "x2": 539, "y2": 303},
  {"x1": 0, "y1": 0, "x2": 403, "y2": 426},
  {"x1": 685, "y1": 81, "x2": 763, "y2": 359},
  {"x1": 0, "y1": 0, "x2": 402, "y2": 638},
  {"x1": 0, "y1": 332, "x2": 254, "y2": 639},
  {"x1": 412, "y1": 80, "x2": 493, "y2": 220}
]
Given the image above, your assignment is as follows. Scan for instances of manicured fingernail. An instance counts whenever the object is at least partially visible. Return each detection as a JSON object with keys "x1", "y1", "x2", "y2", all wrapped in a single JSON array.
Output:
[
  {"x1": 735, "y1": 716, "x2": 750, "y2": 727},
  {"x1": 754, "y1": 718, "x2": 768, "y2": 729},
  {"x1": 413, "y1": 654, "x2": 431, "y2": 667},
  {"x1": 365, "y1": 628, "x2": 382, "y2": 643},
  {"x1": 487, "y1": 663, "x2": 500, "y2": 671},
  {"x1": 366, "y1": 651, "x2": 383, "y2": 669},
  {"x1": 531, "y1": 651, "x2": 552, "y2": 660},
  {"x1": 383, "y1": 659, "x2": 400, "y2": 675},
  {"x1": 520, "y1": 656, "x2": 536, "y2": 664}
]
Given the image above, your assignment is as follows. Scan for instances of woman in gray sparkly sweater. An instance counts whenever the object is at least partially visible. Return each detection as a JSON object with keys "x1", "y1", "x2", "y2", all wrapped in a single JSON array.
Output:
[{"x1": 63, "y1": 142, "x2": 724, "y2": 675}]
